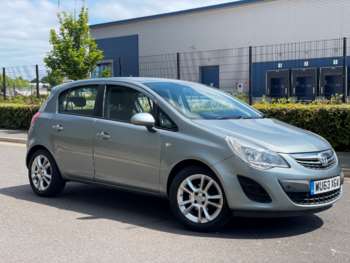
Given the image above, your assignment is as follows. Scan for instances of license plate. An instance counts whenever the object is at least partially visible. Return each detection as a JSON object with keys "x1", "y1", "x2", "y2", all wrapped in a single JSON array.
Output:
[{"x1": 310, "y1": 176, "x2": 341, "y2": 195}]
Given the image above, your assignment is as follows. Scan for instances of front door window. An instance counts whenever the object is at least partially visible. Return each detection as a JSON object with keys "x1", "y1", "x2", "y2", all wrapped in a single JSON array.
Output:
[{"x1": 104, "y1": 85, "x2": 177, "y2": 130}]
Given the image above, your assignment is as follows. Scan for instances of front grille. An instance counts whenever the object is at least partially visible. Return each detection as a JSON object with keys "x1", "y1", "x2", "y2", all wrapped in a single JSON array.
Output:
[
  {"x1": 238, "y1": 176, "x2": 272, "y2": 203},
  {"x1": 286, "y1": 188, "x2": 341, "y2": 205},
  {"x1": 291, "y1": 150, "x2": 336, "y2": 170}
]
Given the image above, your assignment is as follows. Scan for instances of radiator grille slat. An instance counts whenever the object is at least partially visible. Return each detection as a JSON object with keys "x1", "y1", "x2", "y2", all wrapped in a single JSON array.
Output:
[
  {"x1": 291, "y1": 150, "x2": 336, "y2": 170},
  {"x1": 286, "y1": 188, "x2": 341, "y2": 205}
]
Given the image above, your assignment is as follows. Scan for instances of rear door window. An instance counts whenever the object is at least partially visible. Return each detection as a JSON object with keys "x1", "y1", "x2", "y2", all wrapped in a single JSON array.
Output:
[{"x1": 59, "y1": 86, "x2": 99, "y2": 117}]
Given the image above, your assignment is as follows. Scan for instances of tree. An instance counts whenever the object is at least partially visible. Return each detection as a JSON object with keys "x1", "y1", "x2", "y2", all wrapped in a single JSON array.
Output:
[
  {"x1": 101, "y1": 68, "x2": 112, "y2": 78},
  {"x1": 45, "y1": 7, "x2": 104, "y2": 81},
  {"x1": 41, "y1": 70, "x2": 64, "y2": 89}
]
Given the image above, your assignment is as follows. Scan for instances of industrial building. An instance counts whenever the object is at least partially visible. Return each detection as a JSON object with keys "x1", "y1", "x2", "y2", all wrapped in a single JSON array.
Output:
[{"x1": 90, "y1": 0, "x2": 350, "y2": 100}]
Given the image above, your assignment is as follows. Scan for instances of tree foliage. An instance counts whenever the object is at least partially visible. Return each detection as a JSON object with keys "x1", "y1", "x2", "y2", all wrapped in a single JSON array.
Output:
[
  {"x1": 101, "y1": 68, "x2": 112, "y2": 78},
  {"x1": 41, "y1": 70, "x2": 64, "y2": 88},
  {"x1": 45, "y1": 7, "x2": 103, "y2": 81}
]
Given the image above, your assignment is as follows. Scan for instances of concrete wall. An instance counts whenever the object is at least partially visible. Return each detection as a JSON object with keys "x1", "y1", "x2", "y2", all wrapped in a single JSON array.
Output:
[
  {"x1": 91, "y1": 0, "x2": 350, "y2": 56},
  {"x1": 91, "y1": 0, "x2": 350, "y2": 93}
]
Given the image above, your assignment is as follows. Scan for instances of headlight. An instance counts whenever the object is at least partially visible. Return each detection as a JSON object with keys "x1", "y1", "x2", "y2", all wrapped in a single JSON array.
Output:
[{"x1": 226, "y1": 137, "x2": 290, "y2": 170}]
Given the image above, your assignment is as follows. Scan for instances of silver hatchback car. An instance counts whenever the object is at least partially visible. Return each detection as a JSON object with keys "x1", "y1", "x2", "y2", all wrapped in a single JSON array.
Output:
[{"x1": 27, "y1": 78, "x2": 344, "y2": 231}]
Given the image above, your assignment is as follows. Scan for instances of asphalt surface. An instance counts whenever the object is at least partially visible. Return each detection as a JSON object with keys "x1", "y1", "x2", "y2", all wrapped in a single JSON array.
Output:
[{"x1": 0, "y1": 142, "x2": 349, "y2": 263}]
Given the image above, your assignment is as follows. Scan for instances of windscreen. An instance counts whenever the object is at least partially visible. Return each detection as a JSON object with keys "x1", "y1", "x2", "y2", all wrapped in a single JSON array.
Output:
[{"x1": 144, "y1": 81, "x2": 263, "y2": 120}]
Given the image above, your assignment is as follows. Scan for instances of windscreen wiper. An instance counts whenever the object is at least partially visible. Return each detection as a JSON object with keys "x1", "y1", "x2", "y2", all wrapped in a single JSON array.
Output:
[
  {"x1": 214, "y1": 116, "x2": 244, "y2": 120},
  {"x1": 241, "y1": 115, "x2": 265, "y2": 119}
]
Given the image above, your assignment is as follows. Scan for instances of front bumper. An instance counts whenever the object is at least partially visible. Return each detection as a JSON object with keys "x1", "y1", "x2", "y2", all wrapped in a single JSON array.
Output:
[{"x1": 212, "y1": 153, "x2": 344, "y2": 214}]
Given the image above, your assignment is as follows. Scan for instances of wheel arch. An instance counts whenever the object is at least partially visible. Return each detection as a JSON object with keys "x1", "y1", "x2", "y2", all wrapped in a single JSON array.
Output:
[
  {"x1": 26, "y1": 145, "x2": 54, "y2": 168},
  {"x1": 166, "y1": 159, "x2": 221, "y2": 196}
]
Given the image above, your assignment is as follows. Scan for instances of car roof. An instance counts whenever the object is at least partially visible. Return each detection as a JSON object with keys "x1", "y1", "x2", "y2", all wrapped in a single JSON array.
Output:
[
  {"x1": 107, "y1": 77, "x2": 182, "y2": 83},
  {"x1": 52, "y1": 77, "x2": 190, "y2": 93}
]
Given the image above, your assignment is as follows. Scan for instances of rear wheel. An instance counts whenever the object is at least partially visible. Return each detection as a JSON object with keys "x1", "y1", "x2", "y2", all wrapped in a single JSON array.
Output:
[
  {"x1": 169, "y1": 166, "x2": 231, "y2": 231},
  {"x1": 28, "y1": 149, "x2": 65, "y2": 197}
]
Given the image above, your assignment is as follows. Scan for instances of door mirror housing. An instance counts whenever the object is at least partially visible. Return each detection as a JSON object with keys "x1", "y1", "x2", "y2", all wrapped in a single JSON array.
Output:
[{"x1": 131, "y1": 113, "x2": 156, "y2": 131}]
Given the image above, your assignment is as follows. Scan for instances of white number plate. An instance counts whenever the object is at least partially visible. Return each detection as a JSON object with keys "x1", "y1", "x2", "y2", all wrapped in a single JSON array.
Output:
[{"x1": 310, "y1": 176, "x2": 340, "y2": 195}]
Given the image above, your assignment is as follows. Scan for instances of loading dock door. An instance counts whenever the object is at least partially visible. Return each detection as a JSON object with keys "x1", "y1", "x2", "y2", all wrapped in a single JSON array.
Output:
[
  {"x1": 200, "y1": 65, "x2": 220, "y2": 88},
  {"x1": 320, "y1": 67, "x2": 343, "y2": 99},
  {"x1": 291, "y1": 68, "x2": 317, "y2": 101},
  {"x1": 266, "y1": 69, "x2": 290, "y2": 98}
]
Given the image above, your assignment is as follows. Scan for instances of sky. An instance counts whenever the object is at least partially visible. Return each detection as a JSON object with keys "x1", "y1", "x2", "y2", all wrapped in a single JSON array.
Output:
[{"x1": 0, "y1": 0, "x2": 236, "y2": 69}]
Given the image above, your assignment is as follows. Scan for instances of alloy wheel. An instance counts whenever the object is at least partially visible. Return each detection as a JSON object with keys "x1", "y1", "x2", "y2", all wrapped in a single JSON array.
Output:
[
  {"x1": 177, "y1": 174, "x2": 224, "y2": 224},
  {"x1": 31, "y1": 155, "x2": 52, "y2": 191}
]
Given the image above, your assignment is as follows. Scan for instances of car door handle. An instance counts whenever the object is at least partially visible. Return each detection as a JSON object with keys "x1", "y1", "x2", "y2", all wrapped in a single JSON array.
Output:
[
  {"x1": 97, "y1": 131, "x2": 111, "y2": 140},
  {"x1": 52, "y1": 124, "x2": 64, "y2": 132}
]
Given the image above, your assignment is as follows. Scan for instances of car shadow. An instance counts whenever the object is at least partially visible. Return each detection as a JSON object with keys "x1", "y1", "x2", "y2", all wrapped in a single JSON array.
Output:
[{"x1": 0, "y1": 183, "x2": 324, "y2": 239}]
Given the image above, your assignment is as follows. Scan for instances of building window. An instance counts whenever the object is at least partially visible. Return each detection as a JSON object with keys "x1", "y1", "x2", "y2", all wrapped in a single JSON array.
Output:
[{"x1": 92, "y1": 61, "x2": 113, "y2": 78}]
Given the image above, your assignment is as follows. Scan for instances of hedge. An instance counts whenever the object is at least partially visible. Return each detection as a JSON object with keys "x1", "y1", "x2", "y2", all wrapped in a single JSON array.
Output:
[
  {"x1": 254, "y1": 103, "x2": 350, "y2": 151},
  {"x1": 0, "y1": 104, "x2": 40, "y2": 130},
  {"x1": 0, "y1": 102, "x2": 350, "y2": 151}
]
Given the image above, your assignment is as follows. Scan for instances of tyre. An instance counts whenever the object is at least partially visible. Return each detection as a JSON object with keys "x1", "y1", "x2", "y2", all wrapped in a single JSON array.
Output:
[
  {"x1": 169, "y1": 166, "x2": 231, "y2": 232},
  {"x1": 28, "y1": 149, "x2": 66, "y2": 197}
]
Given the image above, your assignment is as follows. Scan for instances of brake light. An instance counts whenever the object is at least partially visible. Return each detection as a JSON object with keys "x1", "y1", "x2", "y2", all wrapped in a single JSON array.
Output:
[{"x1": 30, "y1": 112, "x2": 41, "y2": 128}]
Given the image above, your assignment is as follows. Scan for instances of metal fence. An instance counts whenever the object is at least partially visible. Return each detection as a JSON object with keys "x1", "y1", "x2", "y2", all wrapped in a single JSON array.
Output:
[
  {"x1": 140, "y1": 47, "x2": 250, "y2": 95},
  {"x1": 252, "y1": 38, "x2": 343, "y2": 63},
  {"x1": 251, "y1": 38, "x2": 347, "y2": 102},
  {"x1": 139, "y1": 37, "x2": 349, "y2": 103},
  {"x1": 139, "y1": 53, "x2": 178, "y2": 79},
  {"x1": 0, "y1": 64, "x2": 50, "y2": 99},
  {"x1": 2, "y1": 37, "x2": 349, "y2": 104}
]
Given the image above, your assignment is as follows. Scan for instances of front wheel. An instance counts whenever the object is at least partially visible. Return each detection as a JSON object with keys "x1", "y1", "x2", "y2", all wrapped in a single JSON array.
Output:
[
  {"x1": 169, "y1": 166, "x2": 231, "y2": 232},
  {"x1": 28, "y1": 149, "x2": 66, "y2": 197}
]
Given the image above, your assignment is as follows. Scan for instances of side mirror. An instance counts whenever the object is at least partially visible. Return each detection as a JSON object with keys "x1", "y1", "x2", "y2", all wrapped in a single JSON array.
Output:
[{"x1": 130, "y1": 113, "x2": 156, "y2": 131}]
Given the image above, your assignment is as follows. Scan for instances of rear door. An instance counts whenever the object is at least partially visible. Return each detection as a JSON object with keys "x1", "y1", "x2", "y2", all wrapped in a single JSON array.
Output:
[{"x1": 51, "y1": 84, "x2": 103, "y2": 180}]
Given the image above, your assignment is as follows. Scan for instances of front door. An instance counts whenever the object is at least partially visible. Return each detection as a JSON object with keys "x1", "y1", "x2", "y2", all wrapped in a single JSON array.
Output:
[
  {"x1": 200, "y1": 65, "x2": 220, "y2": 88},
  {"x1": 93, "y1": 84, "x2": 161, "y2": 192}
]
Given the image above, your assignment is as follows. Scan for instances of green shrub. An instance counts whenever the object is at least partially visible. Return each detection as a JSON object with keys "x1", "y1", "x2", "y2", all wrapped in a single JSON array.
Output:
[
  {"x1": 0, "y1": 104, "x2": 40, "y2": 130},
  {"x1": 232, "y1": 92, "x2": 249, "y2": 104},
  {"x1": 254, "y1": 103, "x2": 350, "y2": 151},
  {"x1": 0, "y1": 95, "x2": 47, "y2": 105}
]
